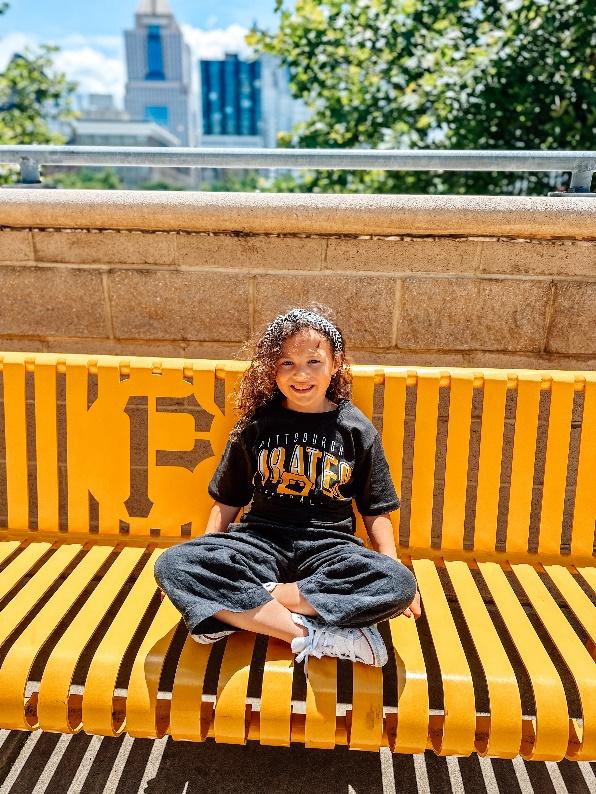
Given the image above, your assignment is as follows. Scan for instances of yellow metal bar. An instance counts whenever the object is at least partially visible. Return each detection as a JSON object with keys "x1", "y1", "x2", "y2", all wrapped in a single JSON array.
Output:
[
  {"x1": 213, "y1": 632, "x2": 256, "y2": 744},
  {"x1": 444, "y1": 560, "x2": 522, "y2": 758},
  {"x1": 304, "y1": 656, "x2": 337, "y2": 749},
  {"x1": 66, "y1": 363, "x2": 91, "y2": 532},
  {"x1": 543, "y1": 565, "x2": 596, "y2": 647},
  {"x1": 350, "y1": 665, "x2": 384, "y2": 751},
  {"x1": 37, "y1": 546, "x2": 145, "y2": 733},
  {"x1": 170, "y1": 636, "x2": 213, "y2": 741},
  {"x1": 538, "y1": 376, "x2": 575, "y2": 555},
  {"x1": 411, "y1": 558, "x2": 476, "y2": 756},
  {"x1": 474, "y1": 374, "x2": 508, "y2": 552},
  {"x1": 388, "y1": 613, "x2": 429, "y2": 754},
  {"x1": 477, "y1": 561, "x2": 569, "y2": 761},
  {"x1": 511, "y1": 563, "x2": 596, "y2": 761},
  {"x1": 352, "y1": 371, "x2": 378, "y2": 542},
  {"x1": 259, "y1": 637, "x2": 294, "y2": 747},
  {"x1": 409, "y1": 374, "x2": 441, "y2": 548},
  {"x1": 3, "y1": 358, "x2": 28, "y2": 530},
  {"x1": 441, "y1": 373, "x2": 474, "y2": 550},
  {"x1": 0, "y1": 540, "x2": 20, "y2": 566},
  {"x1": 0, "y1": 545, "x2": 113, "y2": 730},
  {"x1": 34, "y1": 362, "x2": 60, "y2": 532},
  {"x1": 0, "y1": 542, "x2": 51, "y2": 601},
  {"x1": 571, "y1": 380, "x2": 596, "y2": 558},
  {"x1": 506, "y1": 376, "x2": 542, "y2": 555},
  {"x1": 82, "y1": 548, "x2": 163, "y2": 736},
  {"x1": 381, "y1": 372, "x2": 407, "y2": 546},
  {"x1": 126, "y1": 596, "x2": 181, "y2": 738}
]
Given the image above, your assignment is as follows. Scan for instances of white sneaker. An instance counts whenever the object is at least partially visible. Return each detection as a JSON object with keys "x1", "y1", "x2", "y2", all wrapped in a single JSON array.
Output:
[
  {"x1": 191, "y1": 629, "x2": 236, "y2": 645},
  {"x1": 290, "y1": 613, "x2": 388, "y2": 673}
]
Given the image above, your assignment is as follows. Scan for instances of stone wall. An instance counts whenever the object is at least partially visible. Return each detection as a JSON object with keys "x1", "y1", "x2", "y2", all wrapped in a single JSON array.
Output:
[{"x1": 0, "y1": 189, "x2": 594, "y2": 369}]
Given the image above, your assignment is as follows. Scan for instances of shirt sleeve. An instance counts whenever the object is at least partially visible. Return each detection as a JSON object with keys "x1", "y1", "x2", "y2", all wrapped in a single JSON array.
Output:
[
  {"x1": 207, "y1": 432, "x2": 256, "y2": 507},
  {"x1": 354, "y1": 432, "x2": 401, "y2": 516}
]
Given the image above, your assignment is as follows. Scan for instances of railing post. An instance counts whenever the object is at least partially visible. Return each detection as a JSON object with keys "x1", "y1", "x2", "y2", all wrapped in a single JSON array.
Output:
[
  {"x1": 548, "y1": 168, "x2": 594, "y2": 197},
  {"x1": 1, "y1": 155, "x2": 53, "y2": 189}
]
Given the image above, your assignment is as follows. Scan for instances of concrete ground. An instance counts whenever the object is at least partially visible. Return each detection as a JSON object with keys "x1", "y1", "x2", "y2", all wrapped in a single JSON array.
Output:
[{"x1": 0, "y1": 731, "x2": 595, "y2": 794}]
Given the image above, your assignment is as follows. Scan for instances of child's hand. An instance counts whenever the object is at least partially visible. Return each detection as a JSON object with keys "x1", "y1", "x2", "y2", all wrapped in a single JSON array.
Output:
[{"x1": 402, "y1": 589, "x2": 421, "y2": 619}]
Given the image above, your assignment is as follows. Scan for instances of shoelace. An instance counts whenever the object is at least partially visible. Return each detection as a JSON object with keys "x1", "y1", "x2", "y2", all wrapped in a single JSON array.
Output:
[{"x1": 294, "y1": 625, "x2": 362, "y2": 675}]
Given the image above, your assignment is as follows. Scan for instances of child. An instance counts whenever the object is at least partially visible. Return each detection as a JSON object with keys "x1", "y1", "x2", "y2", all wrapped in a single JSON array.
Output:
[{"x1": 155, "y1": 306, "x2": 421, "y2": 671}]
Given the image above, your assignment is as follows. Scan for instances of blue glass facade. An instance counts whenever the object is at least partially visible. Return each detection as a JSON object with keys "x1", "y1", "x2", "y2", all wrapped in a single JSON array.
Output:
[
  {"x1": 200, "y1": 55, "x2": 261, "y2": 136},
  {"x1": 144, "y1": 105, "x2": 169, "y2": 126},
  {"x1": 146, "y1": 24, "x2": 165, "y2": 80}
]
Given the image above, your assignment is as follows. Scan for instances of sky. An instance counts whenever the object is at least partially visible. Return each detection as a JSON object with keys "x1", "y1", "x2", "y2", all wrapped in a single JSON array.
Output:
[{"x1": 0, "y1": 0, "x2": 281, "y2": 104}]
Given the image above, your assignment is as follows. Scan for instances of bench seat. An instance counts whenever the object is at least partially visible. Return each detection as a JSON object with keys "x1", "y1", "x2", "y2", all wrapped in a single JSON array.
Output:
[{"x1": 0, "y1": 355, "x2": 594, "y2": 761}]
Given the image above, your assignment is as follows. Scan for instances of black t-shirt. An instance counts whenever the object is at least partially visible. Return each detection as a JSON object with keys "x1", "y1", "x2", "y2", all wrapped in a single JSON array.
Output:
[{"x1": 207, "y1": 398, "x2": 400, "y2": 533}]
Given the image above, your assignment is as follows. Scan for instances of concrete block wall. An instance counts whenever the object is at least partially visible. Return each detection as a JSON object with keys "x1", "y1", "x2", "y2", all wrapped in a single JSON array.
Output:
[{"x1": 0, "y1": 190, "x2": 594, "y2": 369}]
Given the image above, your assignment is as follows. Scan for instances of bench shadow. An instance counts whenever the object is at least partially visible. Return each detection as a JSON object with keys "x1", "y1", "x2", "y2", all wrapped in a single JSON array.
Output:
[{"x1": 141, "y1": 737, "x2": 385, "y2": 794}]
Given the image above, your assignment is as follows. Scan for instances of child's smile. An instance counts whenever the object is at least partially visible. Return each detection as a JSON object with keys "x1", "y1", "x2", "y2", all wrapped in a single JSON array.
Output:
[{"x1": 275, "y1": 329, "x2": 340, "y2": 413}]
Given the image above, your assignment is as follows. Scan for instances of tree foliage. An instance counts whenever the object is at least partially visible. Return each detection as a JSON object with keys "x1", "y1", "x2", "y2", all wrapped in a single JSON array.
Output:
[{"x1": 249, "y1": 0, "x2": 595, "y2": 195}]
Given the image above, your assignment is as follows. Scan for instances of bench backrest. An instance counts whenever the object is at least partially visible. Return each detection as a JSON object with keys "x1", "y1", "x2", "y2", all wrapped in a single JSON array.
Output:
[{"x1": 0, "y1": 354, "x2": 594, "y2": 564}]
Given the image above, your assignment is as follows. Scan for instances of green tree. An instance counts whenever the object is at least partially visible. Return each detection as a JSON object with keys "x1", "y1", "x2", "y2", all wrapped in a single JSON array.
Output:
[
  {"x1": 250, "y1": 0, "x2": 595, "y2": 195},
  {"x1": 46, "y1": 168, "x2": 123, "y2": 189},
  {"x1": 0, "y1": 3, "x2": 76, "y2": 181}
]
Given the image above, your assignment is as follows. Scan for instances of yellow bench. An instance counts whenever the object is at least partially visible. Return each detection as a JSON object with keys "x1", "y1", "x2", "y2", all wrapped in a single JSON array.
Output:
[{"x1": 0, "y1": 353, "x2": 594, "y2": 761}]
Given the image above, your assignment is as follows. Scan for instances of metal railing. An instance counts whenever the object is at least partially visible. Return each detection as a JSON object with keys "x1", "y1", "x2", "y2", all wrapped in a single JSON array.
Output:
[{"x1": 0, "y1": 145, "x2": 594, "y2": 195}]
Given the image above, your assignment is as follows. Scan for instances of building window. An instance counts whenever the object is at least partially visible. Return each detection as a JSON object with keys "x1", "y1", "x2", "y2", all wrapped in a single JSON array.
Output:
[
  {"x1": 146, "y1": 25, "x2": 165, "y2": 80},
  {"x1": 145, "y1": 106, "x2": 169, "y2": 126}
]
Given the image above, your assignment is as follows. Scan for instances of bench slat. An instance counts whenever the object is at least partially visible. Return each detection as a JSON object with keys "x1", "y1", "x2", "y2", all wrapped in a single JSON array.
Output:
[
  {"x1": 350, "y1": 663, "x2": 384, "y2": 751},
  {"x1": 213, "y1": 632, "x2": 256, "y2": 744},
  {"x1": 170, "y1": 636, "x2": 214, "y2": 742},
  {"x1": 543, "y1": 565, "x2": 596, "y2": 648},
  {"x1": 512, "y1": 563, "x2": 596, "y2": 761},
  {"x1": 0, "y1": 542, "x2": 51, "y2": 601},
  {"x1": 34, "y1": 363, "x2": 59, "y2": 532},
  {"x1": 412, "y1": 558, "x2": 476, "y2": 755},
  {"x1": 474, "y1": 374, "x2": 508, "y2": 552},
  {"x1": 304, "y1": 656, "x2": 338, "y2": 749},
  {"x1": 381, "y1": 372, "x2": 407, "y2": 550},
  {"x1": 82, "y1": 548, "x2": 164, "y2": 735},
  {"x1": 444, "y1": 560, "x2": 522, "y2": 758},
  {"x1": 409, "y1": 375, "x2": 441, "y2": 548},
  {"x1": 37, "y1": 546, "x2": 146, "y2": 733},
  {"x1": 571, "y1": 379, "x2": 596, "y2": 558},
  {"x1": 506, "y1": 377, "x2": 542, "y2": 555},
  {"x1": 477, "y1": 561, "x2": 569, "y2": 761},
  {"x1": 0, "y1": 540, "x2": 20, "y2": 566},
  {"x1": 0, "y1": 545, "x2": 113, "y2": 730},
  {"x1": 538, "y1": 377, "x2": 575, "y2": 555},
  {"x1": 441, "y1": 374, "x2": 474, "y2": 550},
  {"x1": 3, "y1": 359, "x2": 28, "y2": 531},
  {"x1": 259, "y1": 638, "x2": 294, "y2": 747}
]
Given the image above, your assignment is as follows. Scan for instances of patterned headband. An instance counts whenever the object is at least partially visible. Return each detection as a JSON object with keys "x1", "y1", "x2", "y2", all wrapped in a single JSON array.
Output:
[{"x1": 262, "y1": 308, "x2": 344, "y2": 353}]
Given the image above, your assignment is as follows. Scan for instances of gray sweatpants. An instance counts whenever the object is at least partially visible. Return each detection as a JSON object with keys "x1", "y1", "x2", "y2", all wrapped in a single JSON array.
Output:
[{"x1": 154, "y1": 516, "x2": 417, "y2": 635}]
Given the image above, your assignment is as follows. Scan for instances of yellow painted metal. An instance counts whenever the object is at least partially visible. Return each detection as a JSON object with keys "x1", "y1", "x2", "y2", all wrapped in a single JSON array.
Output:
[
  {"x1": 170, "y1": 636, "x2": 213, "y2": 741},
  {"x1": 388, "y1": 612, "x2": 429, "y2": 754},
  {"x1": 66, "y1": 362, "x2": 91, "y2": 532},
  {"x1": 0, "y1": 544, "x2": 81, "y2": 649},
  {"x1": 506, "y1": 376, "x2": 542, "y2": 555},
  {"x1": 304, "y1": 656, "x2": 337, "y2": 749},
  {"x1": 213, "y1": 632, "x2": 256, "y2": 744},
  {"x1": 577, "y1": 566, "x2": 596, "y2": 594},
  {"x1": 381, "y1": 372, "x2": 407, "y2": 547},
  {"x1": 351, "y1": 370, "x2": 377, "y2": 543},
  {"x1": 511, "y1": 563, "x2": 596, "y2": 761},
  {"x1": 350, "y1": 664, "x2": 384, "y2": 751},
  {"x1": 474, "y1": 373, "x2": 508, "y2": 552},
  {"x1": 0, "y1": 542, "x2": 51, "y2": 601},
  {"x1": 444, "y1": 560, "x2": 522, "y2": 758},
  {"x1": 0, "y1": 540, "x2": 20, "y2": 565},
  {"x1": 34, "y1": 362, "x2": 60, "y2": 532},
  {"x1": 411, "y1": 558, "x2": 476, "y2": 756},
  {"x1": 477, "y1": 561, "x2": 569, "y2": 761},
  {"x1": 571, "y1": 379, "x2": 596, "y2": 558},
  {"x1": 0, "y1": 545, "x2": 113, "y2": 730},
  {"x1": 82, "y1": 548, "x2": 164, "y2": 736},
  {"x1": 538, "y1": 375, "x2": 575, "y2": 555},
  {"x1": 543, "y1": 565, "x2": 596, "y2": 645},
  {"x1": 126, "y1": 596, "x2": 181, "y2": 738},
  {"x1": 3, "y1": 357, "x2": 28, "y2": 530},
  {"x1": 441, "y1": 373, "x2": 474, "y2": 550},
  {"x1": 409, "y1": 374, "x2": 441, "y2": 548},
  {"x1": 37, "y1": 546, "x2": 145, "y2": 732},
  {"x1": 259, "y1": 637, "x2": 294, "y2": 747}
]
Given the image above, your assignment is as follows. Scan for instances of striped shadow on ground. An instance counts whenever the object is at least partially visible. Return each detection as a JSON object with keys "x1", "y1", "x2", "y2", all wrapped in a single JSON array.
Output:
[{"x1": 1, "y1": 731, "x2": 595, "y2": 794}]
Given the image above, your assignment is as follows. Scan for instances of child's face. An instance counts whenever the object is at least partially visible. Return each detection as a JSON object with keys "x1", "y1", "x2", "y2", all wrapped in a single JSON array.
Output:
[{"x1": 275, "y1": 328, "x2": 340, "y2": 412}]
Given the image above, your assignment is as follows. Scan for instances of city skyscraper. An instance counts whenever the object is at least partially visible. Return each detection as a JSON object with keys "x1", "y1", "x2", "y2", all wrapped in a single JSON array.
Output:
[{"x1": 124, "y1": 0, "x2": 197, "y2": 146}]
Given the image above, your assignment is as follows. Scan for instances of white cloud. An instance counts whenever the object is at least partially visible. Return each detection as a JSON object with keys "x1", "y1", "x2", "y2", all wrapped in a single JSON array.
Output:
[
  {"x1": 0, "y1": 24, "x2": 256, "y2": 108},
  {"x1": 181, "y1": 23, "x2": 253, "y2": 60}
]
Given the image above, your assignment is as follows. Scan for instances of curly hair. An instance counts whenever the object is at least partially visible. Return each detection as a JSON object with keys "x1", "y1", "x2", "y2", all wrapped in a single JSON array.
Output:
[{"x1": 228, "y1": 303, "x2": 353, "y2": 440}]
